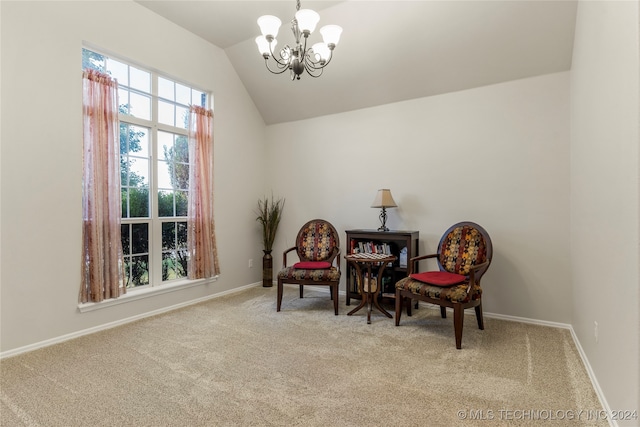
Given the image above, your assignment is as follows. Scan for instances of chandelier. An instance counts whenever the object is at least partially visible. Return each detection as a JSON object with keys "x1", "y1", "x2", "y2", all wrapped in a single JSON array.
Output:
[{"x1": 255, "y1": 0, "x2": 343, "y2": 80}]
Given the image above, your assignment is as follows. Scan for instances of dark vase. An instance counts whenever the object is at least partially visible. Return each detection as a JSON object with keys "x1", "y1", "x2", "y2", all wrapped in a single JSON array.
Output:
[{"x1": 262, "y1": 250, "x2": 273, "y2": 287}]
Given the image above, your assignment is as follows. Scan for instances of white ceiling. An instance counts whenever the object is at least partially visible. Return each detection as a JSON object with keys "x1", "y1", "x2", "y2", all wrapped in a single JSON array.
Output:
[{"x1": 136, "y1": 0, "x2": 577, "y2": 125}]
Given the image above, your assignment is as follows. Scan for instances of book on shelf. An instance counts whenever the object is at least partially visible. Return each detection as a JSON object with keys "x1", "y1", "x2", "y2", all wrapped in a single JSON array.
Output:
[{"x1": 349, "y1": 239, "x2": 395, "y2": 266}]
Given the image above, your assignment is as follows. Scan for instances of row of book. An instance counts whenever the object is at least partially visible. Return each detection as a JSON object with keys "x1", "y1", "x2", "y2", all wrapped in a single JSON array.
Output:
[{"x1": 349, "y1": 239, "x2": 394, "y2": 255}]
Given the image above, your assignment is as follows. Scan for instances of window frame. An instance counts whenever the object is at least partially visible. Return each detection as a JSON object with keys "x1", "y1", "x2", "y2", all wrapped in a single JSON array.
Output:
[{"x1": 81, "y1": 46, "x2": 215, "y2": 305}]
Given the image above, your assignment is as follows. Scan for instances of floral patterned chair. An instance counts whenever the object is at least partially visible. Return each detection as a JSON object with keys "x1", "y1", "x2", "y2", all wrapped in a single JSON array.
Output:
[
  {"x1": 395, "y1": 222, "x2": 493, "y2": 349},
  {"x1": 277, "y1": 219, "x2": 341, "y2": 315}
]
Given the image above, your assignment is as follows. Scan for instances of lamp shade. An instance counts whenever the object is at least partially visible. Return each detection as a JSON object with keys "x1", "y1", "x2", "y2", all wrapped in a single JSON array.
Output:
[
  {"x1": 371, "y1": 189, "x2": 397, "y2": 208},
  {"x1": 312, "y1": 43, "x2": 331, "y2": 62},
  {"x1": 255, "y1": 36, "x2": 271, "y2": 56},
  {"x1": 295, "y1": 9, "x2": 320, "y2": 33},
  {"x1": 320, "y1": 24, "x2": 343, "y2": 46},
  {"x1": 257, "y1": 15, "x2": 282, "y2": 38}
]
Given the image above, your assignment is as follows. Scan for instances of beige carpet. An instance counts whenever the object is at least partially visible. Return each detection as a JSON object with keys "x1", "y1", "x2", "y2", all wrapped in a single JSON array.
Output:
[{"x1": 1, "y1": 286, "x2": 606, "y2": 426}]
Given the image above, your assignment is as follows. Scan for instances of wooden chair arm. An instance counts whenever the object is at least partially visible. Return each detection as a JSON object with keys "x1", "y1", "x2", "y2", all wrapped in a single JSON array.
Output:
[
  {"x1": 282, "y1": 246, "x2": 297, "y2": 268},
  {"x1": 407, "y1": 253, "x2": 438, "y2": 275},
  {"x1": 467, "y1": 260, "x2": 490, "y2": 286},
  {"x1": 333, "y1": 249, "x2": 341, "y2": 271}
]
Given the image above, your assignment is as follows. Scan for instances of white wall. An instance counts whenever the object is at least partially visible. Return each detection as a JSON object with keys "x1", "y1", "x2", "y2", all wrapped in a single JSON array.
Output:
[
  {"x1": 570, "y1": 0, "x2": 640, "y2": 420},
  {"x1": 267, "y1": 72, "x2": 572, "y2": 324},
  {"x1": 0, "y1": 0, "x2": 267, "y2": 353}
]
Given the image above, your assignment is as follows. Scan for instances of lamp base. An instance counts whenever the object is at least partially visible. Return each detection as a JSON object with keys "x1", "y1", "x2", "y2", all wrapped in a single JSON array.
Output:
[{"x1": 378, "y1": 208, "x2": 390, "y2": 232}]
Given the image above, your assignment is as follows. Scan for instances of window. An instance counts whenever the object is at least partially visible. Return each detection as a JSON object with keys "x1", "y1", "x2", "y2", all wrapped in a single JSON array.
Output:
[{"x1": 83, "y1": 48, "x2": 210, "y2": 289}]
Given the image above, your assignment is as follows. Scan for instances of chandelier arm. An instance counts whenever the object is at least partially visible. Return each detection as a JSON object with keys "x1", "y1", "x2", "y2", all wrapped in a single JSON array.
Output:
[
  {"x1": 264, "y1": 59, "x2": 291, "y2": 75},
  {"x1": 268, "y1": 42, "x2": 294, "y2": 69},
  {"x1": 303, "y1": 57, "x2": 324, "y2": 77},
  {"x1": 303, "y1": 50, "x2": 333, "y2": 71}
]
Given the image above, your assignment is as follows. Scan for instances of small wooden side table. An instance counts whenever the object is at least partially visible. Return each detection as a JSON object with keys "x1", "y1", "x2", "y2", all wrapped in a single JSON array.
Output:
[{"x1": 344, "y1": 253, "x2": 397, "y2": 324}]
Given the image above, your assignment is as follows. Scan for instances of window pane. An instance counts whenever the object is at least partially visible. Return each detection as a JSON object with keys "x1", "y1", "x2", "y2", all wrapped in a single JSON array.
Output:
[
  {"x1": 129, "y1": 158, "x2": 149, "y2": 187},
  {"x1": 130, "y1": 66, "x2": 150, "y2": 93},
  {"x1": 121, "y1": 188, "x2": 129, "y2": 218},
  {"x1": 176, "y1": 83, "x2": 190, "y2": 105},
  {"x1": 158, "y1": 77, "x2": 174, "y2": 101},
  {"x1": 175, "y1": 164, "x2": 189, "y2": 190},
  {"x1": 130, "y1": 92, "x2": 151, "y2": 120},
  {"x1": 131, "y1": 223, "x2": 149, "y2": 254},
  {"x1": 82, "y1": 48, "x2": 105, "y2": 72},
  {"x1": 158, "y1": 100, "x2": 174, "y2": 126},
  {"x1": 118, "y1": 89, "x2": 130, "y2": 115},
  {"x1": 175, "y1": 250, "x2": 188, "y2": 278},
  {"x1": 128, "y1": 255, "x2": 149, "y2": 287},
  {"x1": 108, "y1": 59, "x2": 128, "y2": 86},
  {"x1": 158, "y1": 190, "x2": 174, "y2": 217},
  {"x1": 129, "y1": 187, "x2": 149, "y2": 217},
  {"x1": 177, "y1": 222, "x2": 187, "y2": 249},
  {"x1": 162, "y1": 222, "x2": 175, "y2": 250},
  {"x1": 157, "y1": 160, "x2": 172, "y2": 190},
  {"x1": 128, "y1": 126, "x2": 149, "y2": 157},
  {"x1": 120, "y1": 155, "x2": 130, "y2": 186},
  {"x1": 162, "y1": 251, "x2": 187, "y2": 281},
  {"x1": 176, "y1": 191, "x2": 188, "y2": 216},
  {"x1": 174, "y1": 136, "x2": 189, "y2": 163},
  {"x1": 176, "y1": 105, "x2": 189, "y2": 129},
  {"x1": 121, "y1": 224, "x2": 130, "y2": 254},
  {"x1": 157, "y1": 131, "x2": 173, "y2": 160},
  {"x1": 162, "y1": 253, "x2": 179, "y2": 281},
  {"x1": 192, "y1": 89, "x2": 205, "y2": 107}
]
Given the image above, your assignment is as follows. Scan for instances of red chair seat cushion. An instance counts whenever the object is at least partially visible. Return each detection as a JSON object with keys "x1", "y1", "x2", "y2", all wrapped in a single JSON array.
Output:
[
  {"x1": 410, "y1": 271, "x2": 466, "y2": 287},
  {"x1": 293, "y1": 261, "x2": 332, "y2": 269}
]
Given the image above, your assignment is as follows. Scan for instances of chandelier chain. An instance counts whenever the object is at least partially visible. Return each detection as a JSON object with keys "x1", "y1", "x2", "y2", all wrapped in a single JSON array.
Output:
[{"x1": 296, "y1": 0, "x2": 300, "y2": 11}]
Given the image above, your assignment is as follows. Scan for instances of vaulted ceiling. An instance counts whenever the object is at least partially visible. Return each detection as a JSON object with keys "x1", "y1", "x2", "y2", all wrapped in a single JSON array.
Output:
[{"x1": 136, "y1": 0, "x2": 577, "y2": 125}]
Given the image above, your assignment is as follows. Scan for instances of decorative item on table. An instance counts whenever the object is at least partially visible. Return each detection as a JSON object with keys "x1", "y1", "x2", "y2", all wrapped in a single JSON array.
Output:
[
  {"x1": 371, "y1": 189, "x2": 397, "y2": 232},
  {"x1": 255, "y1": 194, "x2": 285, "y2": 287},
  {"x1": 399, "y1": 247, "x2": 407, "y2": 268}
]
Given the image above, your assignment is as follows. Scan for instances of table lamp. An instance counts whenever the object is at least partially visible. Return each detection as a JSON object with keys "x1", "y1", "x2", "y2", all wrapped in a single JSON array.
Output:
[{"x1": 371, "y1": 189, "x2": 397, "y2": 231}]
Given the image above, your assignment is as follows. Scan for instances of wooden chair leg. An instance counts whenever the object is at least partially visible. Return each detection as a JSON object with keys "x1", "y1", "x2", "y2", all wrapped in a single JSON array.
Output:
[
  {"x1": 440, "y1": 306, "x2": 447, "y2": 318},
  {"x1": 277, "y1": 280, "x2": 283, "y2": 312},
  {"x1": 299, "y1": 285, "x2": 304, "y2": 298},
  {"x1": 395, "y1": 294, "x2": 402, "y2": 326},
  {"x1": 475, "y1": 302, "x2": 484, "y2": 330},
  {"x1": 406, "y1": 297, "x2": 412, "y2": 317},
  {"x1": 453, "y1": 304, "x2": 464, "y2": 349},
  {"x1": 333, "y1": 284, "x2": 339, "y2": 315}
]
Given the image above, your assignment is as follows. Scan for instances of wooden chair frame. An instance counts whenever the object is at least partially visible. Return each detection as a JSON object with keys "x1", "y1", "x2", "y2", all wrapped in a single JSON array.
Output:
[
  {"x1": 276, "y1": 219, "x2": 341, "y2": 315},
  {"x1": 395, "y1": 222, "x2": 492, "y2": 349}
]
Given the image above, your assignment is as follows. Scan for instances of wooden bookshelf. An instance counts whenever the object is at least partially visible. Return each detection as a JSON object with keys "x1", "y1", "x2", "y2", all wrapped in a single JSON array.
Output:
[{"x1": 345, "y1": 229, "x2": 419, "y2": 306}]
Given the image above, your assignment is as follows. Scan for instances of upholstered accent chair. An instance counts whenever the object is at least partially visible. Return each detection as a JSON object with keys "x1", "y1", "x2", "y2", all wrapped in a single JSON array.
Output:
[
  {"x1": 395, "y1": 222, "x2": 493, "y2": 349},
  {"x1": 277, "y1": 219, "x2": 341, "y2": 315}
]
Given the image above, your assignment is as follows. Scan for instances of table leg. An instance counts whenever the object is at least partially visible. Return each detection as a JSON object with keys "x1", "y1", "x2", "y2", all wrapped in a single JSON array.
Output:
[{"x1": 347, "y1": 293, "x2": 367, "y2": 316}]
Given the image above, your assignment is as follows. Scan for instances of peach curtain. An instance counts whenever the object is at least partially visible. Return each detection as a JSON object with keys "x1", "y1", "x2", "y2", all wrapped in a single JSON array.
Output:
[
  {"x1": 80, "y1": 69, "x2": 126, "y2": 303},
  {"x1": 187, "y1": 106, "x2": 220, "y2": 279}
]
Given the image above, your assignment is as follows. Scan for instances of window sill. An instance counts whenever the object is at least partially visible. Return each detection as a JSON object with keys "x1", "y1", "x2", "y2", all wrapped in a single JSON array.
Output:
[{"x1": 77, "y1": 276, "x2": 219, "y2": 313}]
